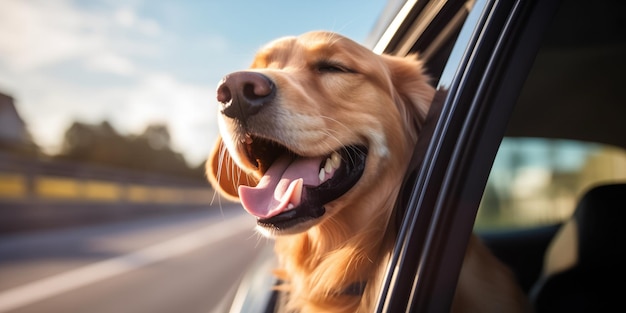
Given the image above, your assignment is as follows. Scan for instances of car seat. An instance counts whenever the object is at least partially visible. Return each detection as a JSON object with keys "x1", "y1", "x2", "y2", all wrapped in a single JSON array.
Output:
[{"x1": 530, "y1": 183, "x2": 626, "y2": 312}]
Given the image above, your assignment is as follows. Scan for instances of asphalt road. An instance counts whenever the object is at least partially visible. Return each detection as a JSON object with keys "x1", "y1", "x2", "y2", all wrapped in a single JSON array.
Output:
[{"x1": 0, "y1": 205, "x2": 271, "y2": 313}]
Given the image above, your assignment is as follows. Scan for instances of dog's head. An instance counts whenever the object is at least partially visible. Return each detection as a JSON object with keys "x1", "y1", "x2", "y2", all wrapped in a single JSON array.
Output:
[{"x1": 207, "y1": 31, "x2": 433, "y2": 237}]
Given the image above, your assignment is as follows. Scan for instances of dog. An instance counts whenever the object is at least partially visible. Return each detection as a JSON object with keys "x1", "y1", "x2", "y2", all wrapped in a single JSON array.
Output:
[{"x1": 206, "y1": 31, "x2": 529, "y2": 313}]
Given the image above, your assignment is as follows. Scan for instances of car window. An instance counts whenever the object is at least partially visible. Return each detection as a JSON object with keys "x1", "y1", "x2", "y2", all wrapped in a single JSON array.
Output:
[
  {"x1": 475, "y1": 0, "x2": 626, "y2": 232},
  {"x1": 376, "y1": 0, "x2": 625, "y2": 311},
  {"x1": 476, "y1": 138, "x2": 626, "y2": 230}
]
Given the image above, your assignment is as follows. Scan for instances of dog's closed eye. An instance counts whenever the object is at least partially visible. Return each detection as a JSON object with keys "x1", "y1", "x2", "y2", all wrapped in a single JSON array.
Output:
[{"x1": 315, "y1": 60, "x2": 355, "y2": 74}]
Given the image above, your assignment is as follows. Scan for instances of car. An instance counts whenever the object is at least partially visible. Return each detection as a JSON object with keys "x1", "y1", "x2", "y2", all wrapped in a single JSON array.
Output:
[{"x1": 226, "y1": 0, "x2": 626, "y2": 312}]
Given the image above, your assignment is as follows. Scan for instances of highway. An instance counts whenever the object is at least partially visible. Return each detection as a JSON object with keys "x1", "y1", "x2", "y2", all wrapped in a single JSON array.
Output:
[{"x1": 0, "y1": 204, "x2": 271, "y2": 313}]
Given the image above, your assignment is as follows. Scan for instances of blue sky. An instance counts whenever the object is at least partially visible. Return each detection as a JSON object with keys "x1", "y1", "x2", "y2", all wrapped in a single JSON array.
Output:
[{"x1": 0, "y1": 0, "x2": 387, "y2": 165}]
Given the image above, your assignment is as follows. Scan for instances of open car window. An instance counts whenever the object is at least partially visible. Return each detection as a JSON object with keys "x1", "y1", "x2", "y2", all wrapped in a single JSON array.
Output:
[
  {"x1": 372, "y1": 0, "x2": 626, "y2": 311},
  {"x1": 477, "y1": 139, "x2": 626, "y2": 230}
]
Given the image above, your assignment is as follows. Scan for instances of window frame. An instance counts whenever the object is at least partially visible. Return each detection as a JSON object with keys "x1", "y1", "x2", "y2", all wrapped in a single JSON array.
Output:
[{"x1": 372, "y1": 0, "x2": 561, "y2": 311}]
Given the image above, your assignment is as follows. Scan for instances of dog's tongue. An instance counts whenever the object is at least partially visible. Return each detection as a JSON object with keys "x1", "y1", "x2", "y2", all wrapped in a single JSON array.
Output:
[{"x1": 238, "y1": 154, "x2": 322, "y2": 219}]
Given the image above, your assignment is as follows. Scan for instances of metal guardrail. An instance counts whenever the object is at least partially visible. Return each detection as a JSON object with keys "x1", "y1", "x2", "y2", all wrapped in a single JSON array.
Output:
[
  {"x1": 0, "y1": 173, "x2": 214, "y2": 205},
  {"x1": 0, "y1": 152, "x2": 222, "y2": 233}
]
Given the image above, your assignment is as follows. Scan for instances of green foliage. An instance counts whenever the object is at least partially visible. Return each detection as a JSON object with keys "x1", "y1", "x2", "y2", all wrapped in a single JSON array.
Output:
[{"x1": 56, "y1": 121, "x2": 204, "y2": 180}]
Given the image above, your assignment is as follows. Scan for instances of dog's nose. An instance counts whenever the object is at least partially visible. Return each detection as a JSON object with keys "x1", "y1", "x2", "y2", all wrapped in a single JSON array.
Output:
[{"x1": 216, "y1": 71, "x2": 276, "y2": 121}]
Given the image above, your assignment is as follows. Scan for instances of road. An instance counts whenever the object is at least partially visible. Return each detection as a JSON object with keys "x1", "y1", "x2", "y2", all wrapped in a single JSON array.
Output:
[{"x1": 0, "y1": 204, "x2": 272, "y2": 313}]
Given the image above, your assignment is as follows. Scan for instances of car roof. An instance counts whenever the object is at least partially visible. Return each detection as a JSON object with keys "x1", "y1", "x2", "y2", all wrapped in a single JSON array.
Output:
[
  {"x1": 372, "y1": 0, "x2": 626, "y2": 149},
  {"x1": 506, "y1": 0, "x2": 626, "y2": 149}
]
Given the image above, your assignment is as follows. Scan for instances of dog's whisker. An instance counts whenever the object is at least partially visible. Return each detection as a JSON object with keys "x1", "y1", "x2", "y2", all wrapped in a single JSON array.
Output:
[
  {"x1": 317, "y1": 129, "x2": 346, "y2": 151},
  {"x1": 317, "y1": 130, "x2": 364, "y2": 170},
  {"x1": 340, "y1": 145, "x2": 360, "y2": 168},
  {"x1": 317, "y1": 116, "x2": 367, "y2": 167},
  {"x1": 316, "y1": 116, "x2": 354, "y2": 150},
  {"x1": 249, "y1": 229, "x2": 266, "y2": 246},
  {"x1": 210, "y1": 143, "x2": 228, "y2": 210},
  {"x1": 318, "y1": 115, "x2": 353, "y2": 134},
  {"x1": 230, "y1": 159, "x2": 241, "y2": 187},
  {"x1": 323, "y1": 31, "x2": 342, "y2": 48},
  {"x1": 244, "y1": 168, "x2": 255, "y2": 186}
]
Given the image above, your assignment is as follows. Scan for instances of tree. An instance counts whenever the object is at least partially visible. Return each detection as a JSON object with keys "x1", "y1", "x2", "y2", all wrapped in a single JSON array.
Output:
[{"x1": 57, "y1": 121, "x2": 203, "y2": 179}]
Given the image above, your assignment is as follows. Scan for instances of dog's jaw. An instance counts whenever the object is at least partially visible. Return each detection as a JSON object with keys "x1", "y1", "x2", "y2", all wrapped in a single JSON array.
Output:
[{"x1": 236, "y1": 142, "x2": 369, "y2": 236}]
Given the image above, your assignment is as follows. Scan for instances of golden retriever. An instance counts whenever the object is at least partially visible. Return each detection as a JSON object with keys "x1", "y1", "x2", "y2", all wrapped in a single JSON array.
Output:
[{"x1": 206, "y1": 31, "x2": 529, "y2": 313}]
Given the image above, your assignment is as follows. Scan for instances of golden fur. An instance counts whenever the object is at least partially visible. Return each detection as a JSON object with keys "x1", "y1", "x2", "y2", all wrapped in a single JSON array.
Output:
[{"x1": 206, "y1": 31, "x2": 529, "y2": 312}]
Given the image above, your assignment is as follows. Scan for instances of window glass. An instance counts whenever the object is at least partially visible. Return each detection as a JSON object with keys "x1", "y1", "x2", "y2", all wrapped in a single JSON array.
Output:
[{"x1": 475, "y1": 138, "x2": 626, "y2": 230}]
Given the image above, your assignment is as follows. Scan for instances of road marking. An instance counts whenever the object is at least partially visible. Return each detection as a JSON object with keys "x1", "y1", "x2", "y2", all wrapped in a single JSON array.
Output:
[{"x1": 0, "y1": 213, "x2": 254, "y2": 312}]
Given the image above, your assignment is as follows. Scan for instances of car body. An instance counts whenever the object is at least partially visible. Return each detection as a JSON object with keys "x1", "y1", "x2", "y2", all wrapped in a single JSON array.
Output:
[{"x1": 227, "y1": 0, "x2": 626, "y2": 311}]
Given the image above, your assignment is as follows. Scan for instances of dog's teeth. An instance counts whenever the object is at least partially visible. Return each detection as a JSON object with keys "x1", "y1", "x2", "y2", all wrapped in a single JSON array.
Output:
[
  {"x1": 324, "y1": 158, "x2": 333, "y2": 173},
  {"x1": 330, "y1": 152, "x2": 341, "y2": 168},
  {"x1": 319, "y1": 152, "x2": 341, "y2": 182},
  {"x1": 287, "y1": 203, "x2": 294, "y2": 209}
]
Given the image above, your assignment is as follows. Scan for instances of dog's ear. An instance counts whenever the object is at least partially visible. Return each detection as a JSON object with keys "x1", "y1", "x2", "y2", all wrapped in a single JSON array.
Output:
[
  {"x1": 206, "y1": 136, "x2": 257, "y2": 201},
  {"x1": 382, "y1": 54, "x2": 435, "y2": 140}
]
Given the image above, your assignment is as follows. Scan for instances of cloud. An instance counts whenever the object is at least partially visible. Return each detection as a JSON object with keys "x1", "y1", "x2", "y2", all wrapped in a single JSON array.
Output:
[
  {"x1": 84, "y1": 52, "x2": 137, "y2": 76},
  {"x1": 114, "y1": 7, "x2": 161, "y2": 37},
  {"x1": 0, "y1": 0, "x2": 103, "y2": 71},
  {"x1": 0, "y1": 0, "x2": 228, "y2": 165},
  {"x1": 0, "y1": 0, "x2": 163, "y2": 74}
]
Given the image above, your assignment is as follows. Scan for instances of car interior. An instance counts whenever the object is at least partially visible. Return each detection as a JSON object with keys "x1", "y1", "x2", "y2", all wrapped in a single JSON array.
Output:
[
  {"x1": 530, "y1": 183, "x2": 625, "y2": 312},
  {"x1": 474, "y1": 0, "x2": 626, "y2": 311},
  {"x1": 383, "y1": 0, "x2": 625, "y2": 310}
]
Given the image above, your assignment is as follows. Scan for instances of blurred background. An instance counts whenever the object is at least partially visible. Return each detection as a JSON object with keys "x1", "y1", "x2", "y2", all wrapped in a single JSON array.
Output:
[
  {"x1": 4, "y1": 1, "x2": 625, "y2": 312},
  {"x1": 0, "y1": 1, "x2": 387, "y2": 312}
]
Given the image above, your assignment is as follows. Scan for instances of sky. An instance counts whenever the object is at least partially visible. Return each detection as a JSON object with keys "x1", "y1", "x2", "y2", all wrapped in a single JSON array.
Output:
[{"x1": 0, "y1": 0, "x2": 388, "y2": 166}]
